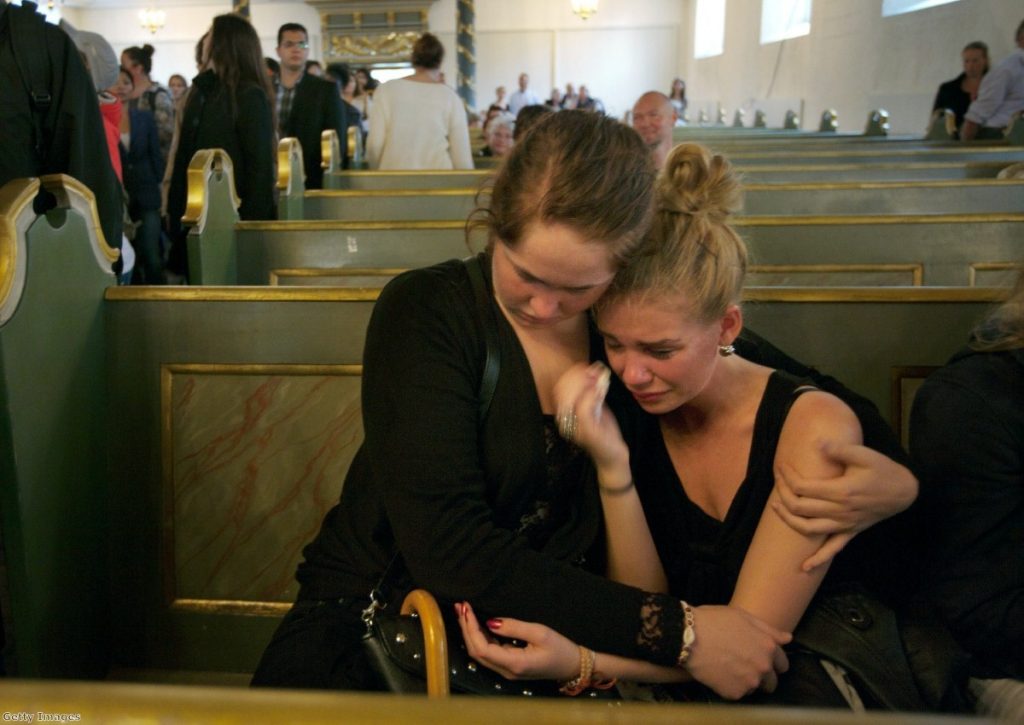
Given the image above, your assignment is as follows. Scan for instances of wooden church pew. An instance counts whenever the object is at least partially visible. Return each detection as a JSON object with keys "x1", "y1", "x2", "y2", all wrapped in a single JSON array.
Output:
[{"x1": 0, "y1": 175, "x2": 119, "y2": 678}]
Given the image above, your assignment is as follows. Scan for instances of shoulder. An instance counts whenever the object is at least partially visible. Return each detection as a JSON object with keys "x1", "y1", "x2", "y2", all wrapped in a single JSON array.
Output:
[
  {"x1": 777, "y1": 383, "x2": 862, "y2": 466},
  {"x1": 376, "y1": 258, "x2": 472, "y2": 317},
  {"x1": 916, "y1": 348, "x2": 1024, "y2": 415}
]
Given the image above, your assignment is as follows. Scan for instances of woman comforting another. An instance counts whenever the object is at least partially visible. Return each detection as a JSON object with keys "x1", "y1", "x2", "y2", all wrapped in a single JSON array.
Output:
[{"x1": 457, "y1": 144, "x2": 925, "y2": 707}]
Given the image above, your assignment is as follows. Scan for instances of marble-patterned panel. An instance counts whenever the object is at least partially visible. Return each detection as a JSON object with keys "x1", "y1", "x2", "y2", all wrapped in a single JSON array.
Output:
[{"x1": 166, "y1": 366, "x2": 362, "y2": 603}]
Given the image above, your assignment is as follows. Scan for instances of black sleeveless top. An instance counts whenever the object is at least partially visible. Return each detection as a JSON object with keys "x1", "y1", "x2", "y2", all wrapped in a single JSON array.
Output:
[{"x1": 629, "y1": 371, "x2": 823, "y2": 603}]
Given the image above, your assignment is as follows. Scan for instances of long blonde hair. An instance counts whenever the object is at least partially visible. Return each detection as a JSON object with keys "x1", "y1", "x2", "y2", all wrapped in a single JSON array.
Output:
[{"x1": 596, "y1": 142, "x2": 746, "y2": 322}]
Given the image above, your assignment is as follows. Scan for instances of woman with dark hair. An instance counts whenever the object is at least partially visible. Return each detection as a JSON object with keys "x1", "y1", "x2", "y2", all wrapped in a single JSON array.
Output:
[
  {"x1": 365, "y1": 33, "x2": 472, "y2": 169},
  {"x1": 109, "y1": 67, "x2": 165, "y2": 284},
  {"x1": 326, "y1": 62, "x2": 364, "y2": 159},
  {"x1": 251, "y1": 112, "x2": 918, "y2": 697},
  {"x1": 165, "y1": 13, "x2": 275, "y2": 277},
  {"x1": 121, "y1": 44, "x2": 175, "y2": 161},
  {"x1": 932, "y1": 41, "x2": 990, "y2": 133}
]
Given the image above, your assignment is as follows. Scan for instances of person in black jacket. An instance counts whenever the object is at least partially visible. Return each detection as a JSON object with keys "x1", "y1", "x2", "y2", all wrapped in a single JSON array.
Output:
[
  {"x1": 275, "y1": 23, "x2": 347, "y2": 188},
  {"x1": 910, "y1": 268, "x2": 1024, "y2": 717},
  {"x1": 0, "y1": 0, "x2": 122, "y2": 255},
  {"x1": 166, "y1": 13, "x2": 276, "y2": 278},
  {"x1": 932, "y1": 41, "x2": 989, "y2": 134}
]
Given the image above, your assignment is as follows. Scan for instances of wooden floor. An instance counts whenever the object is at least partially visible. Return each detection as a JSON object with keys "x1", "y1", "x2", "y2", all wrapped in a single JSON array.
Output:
[{"x1": 0, "y1": 679, "x2": 995, "y2": 724}]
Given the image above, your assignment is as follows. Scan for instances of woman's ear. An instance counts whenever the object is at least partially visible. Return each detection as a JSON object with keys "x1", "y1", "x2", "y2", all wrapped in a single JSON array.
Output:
[{"x1": 718, "y1": 304, "x2": 743, "y2": 346}]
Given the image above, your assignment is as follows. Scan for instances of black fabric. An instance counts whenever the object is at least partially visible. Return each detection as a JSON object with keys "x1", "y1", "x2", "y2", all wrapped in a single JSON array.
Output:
[
  {"x1": 255, "y1": 255, "x2": 687, "y2": 689},
  {"x1": 0, "y1": 2, "x2": 122, "y2": 251},
  {"x1": 932, "y1": 73, "x2": 973, "y2": 131},
  {"x1": 910, "y1": 345, "x2": 1024, "y2": 680},
  {"x1": 166, "y1": 69, "x2": 275, "y2": 272},
  {"x1": 121, "y1": 108, "x2": 164, "y2": 211},
  {"x1": 279, "y1": 72, "x2": 347, "y2": 189}
]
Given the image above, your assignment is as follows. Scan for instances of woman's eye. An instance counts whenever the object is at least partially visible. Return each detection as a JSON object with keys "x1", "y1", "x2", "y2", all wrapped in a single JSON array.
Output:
[{"x1": 648, "y1": 349, "x2": 674, "y2": 359}]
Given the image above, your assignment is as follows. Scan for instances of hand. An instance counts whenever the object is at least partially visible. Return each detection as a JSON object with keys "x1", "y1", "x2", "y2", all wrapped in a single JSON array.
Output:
[
  {"x1": 554, "y1": 362, "x2": 629, "y2": 470},
  {"x1": 773, "y1": 441, "x2": 918, "y2": 571},
  {"x1": 686, "y1": 605, "x2": 791, "y2": 700},
  {"x1": 455, "y1": 602, "x2": 579, "y2": 681}
]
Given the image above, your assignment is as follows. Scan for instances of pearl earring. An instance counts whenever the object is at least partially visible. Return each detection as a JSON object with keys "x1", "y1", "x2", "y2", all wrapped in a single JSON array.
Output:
[{"x1": 718, "y1": 344, "x2": 735, "y2": 357}]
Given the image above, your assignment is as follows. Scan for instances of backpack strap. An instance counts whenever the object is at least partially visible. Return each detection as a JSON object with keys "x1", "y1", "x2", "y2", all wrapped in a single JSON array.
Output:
[
  {"x1": 8, "y1": 2, "x2": 53, "y2": 166},
  {"x1": 465, "y1": 254, "x2": 500, "y2": 423}
]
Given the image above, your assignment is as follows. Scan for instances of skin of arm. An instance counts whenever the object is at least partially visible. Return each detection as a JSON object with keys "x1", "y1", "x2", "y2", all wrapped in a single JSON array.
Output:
[
  {"x1": 731, "y1": 391, "x2": 862, "y2": 631},
  {"x1": 772, "y1": 440, "x2": 918, "y2": 570}
]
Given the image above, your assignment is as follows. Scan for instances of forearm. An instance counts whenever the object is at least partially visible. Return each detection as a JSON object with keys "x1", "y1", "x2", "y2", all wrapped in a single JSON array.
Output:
[
  {"x1": 593, "y1": 651, "x2": 689, "y2": 684},
  {"x1": 599, "y1": 462, "x2": 667, "y2": 592},
  {"x1": 960, "y1": 120, "x2": 979, "y2": 141}
]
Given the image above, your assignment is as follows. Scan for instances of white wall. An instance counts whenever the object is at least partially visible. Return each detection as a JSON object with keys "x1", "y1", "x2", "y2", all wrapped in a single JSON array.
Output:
[
  {"x1": 67, "y1": 0, "x2": 1023, "y2": 132},
  {"x1": 682, "y1": 0, "x2": 1024, "y2": 133}
]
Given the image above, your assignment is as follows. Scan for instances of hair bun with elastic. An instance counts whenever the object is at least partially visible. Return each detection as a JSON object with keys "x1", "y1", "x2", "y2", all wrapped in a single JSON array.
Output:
[{"x1": 656, "y1": 143, "x2": 741, "y2": 224}]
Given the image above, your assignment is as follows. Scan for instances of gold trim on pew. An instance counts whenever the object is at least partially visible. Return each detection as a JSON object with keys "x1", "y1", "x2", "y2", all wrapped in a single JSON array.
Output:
[
  {"x1": 0, "y1": 177, "x2": 39, "y2": 317},
  {"x1": 276, "y1": 138, "x2": 305, "y2": 193},
  {"x1": 321, "y1": 129, "x2": 341, "y2": 172},
  {"x1": 741, "y1": 286, "x2": 1008, "y2": 303},
  {"x1": 305, "y1": 187, "x2": 481, "y2": 198},
  {"x1": 106, "y1": 286, "x2": 382, "y2": 301},
  {"x1": 969, "y1": 262, "x2": 1022, "y2": 286},
  {"x1": 161, "y1": 362, "x2": 363, "y2": 611},
  {"x1": 170, "y1": 598, "x2": 293, "y2": 616},
  {"x1": 269, "y1": 267, "x2": 407, "y2": 285},
  {"x1": 725, "y1": 146, "x2": 1014, "y2": 160},
  {"x1": 40, "y1": 174, "x2": 120, "y2": 262},
  {"x1": 333, "y1": 169, "x2": 491, "y2": 178},
  {"x1": 401, "y1": 590, "x2": 450, "y2": 698},
  {"x1": 735, "y1": 212, "x2": 1024, "y2": 226},
  {"x1": 742, "y1": 178, "x2": 1024, "y2": 191},
  {"x1": 749, "y1": 263, "x2": 924, "y2": 286},
  {"x1": 184, "y1": 148, "x2": 242, "y2": 226},
  {"x1": 736, "y1": 161, "x2": 1012, "y2": 172},
  {"x1": 237, "y1": 219, "x2": 467, "y2": 231}
]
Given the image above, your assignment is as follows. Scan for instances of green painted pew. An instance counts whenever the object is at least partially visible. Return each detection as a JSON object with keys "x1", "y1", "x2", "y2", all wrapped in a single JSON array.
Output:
[{"x1": 0, "y1": 175, "x2": 119, "y2": 678}]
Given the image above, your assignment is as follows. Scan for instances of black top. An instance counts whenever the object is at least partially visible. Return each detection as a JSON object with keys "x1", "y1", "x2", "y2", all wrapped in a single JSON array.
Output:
[
  {"x1": 0, "y1": 3, "x2": 122, "y2": 250},
  {"x1": 279, "y1": 72, "x2": 347, "y2": 189},
  {"x1": 933, "y1": 73, "x2": 973, "y2": 130},
  {"x1": 297, "y1": 256, "x2": 686, "y2": 665},
  {"x1": 910, "y1": 345, "x2": 1024, "y2": 679},
  {"x1": 167, "y1": 69, "x2": 275, "y2": 235},
  {"x1": 625, "y1": 371, "x2": 892, "y2": 606},
  {"x1": 121, "y1": 107, "x2": 164, "y2": 212}
]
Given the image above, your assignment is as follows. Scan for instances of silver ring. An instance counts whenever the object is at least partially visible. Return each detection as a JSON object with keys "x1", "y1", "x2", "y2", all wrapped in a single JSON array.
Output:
[{"x1": 557, "y1": 408, "x2": 578, "y2": 442}]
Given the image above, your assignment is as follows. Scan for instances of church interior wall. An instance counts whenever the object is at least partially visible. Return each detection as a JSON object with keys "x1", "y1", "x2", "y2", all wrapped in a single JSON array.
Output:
[{"x1": 65, "y1": 0, "x2": 1022, "y2": 133}]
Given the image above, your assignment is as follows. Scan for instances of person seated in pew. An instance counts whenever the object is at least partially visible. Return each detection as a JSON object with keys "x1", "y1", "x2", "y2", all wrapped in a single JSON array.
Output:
[
  {"x1": 961, "y1": 19, "x2": 1024, "y2": 141},
  {"x1": 910, "y1": 266, "x2": 1024, "y2": 719},
  {"x1": 166, "y1": 14, "x2": 276, "y2": 278},
  {"x1": 366, "y1": 33, "x2": 473, "y2": 171},
  {"x1": 477, "y1": 112, "x2": 514, "y2": 159},
  {"x1": 632, "y1": 91, "x2": 678, "y2": 169},
  {"x1": 456, "y1": 144, "x2": 955, "y2": 710},
  {"x1": 251, "y1": 112, "x2": 918, "y2": 698},
  {"x1": 933, "y1": 41, "x2": 989, "y2": 136}
]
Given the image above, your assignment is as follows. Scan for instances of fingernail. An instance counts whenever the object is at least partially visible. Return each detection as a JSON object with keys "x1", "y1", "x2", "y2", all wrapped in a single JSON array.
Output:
[
  {"x1": 486, "y1": 618, "x2": 502, "y2": 630},
  {"x1": 454, "y1": 603, "x2": 462, "y2": 616}
]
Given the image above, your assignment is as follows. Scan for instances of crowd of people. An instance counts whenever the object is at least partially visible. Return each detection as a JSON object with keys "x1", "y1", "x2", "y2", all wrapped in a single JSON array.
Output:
[{"x1": 1, "y1": 3, "x2": 1022, "y2": 715}]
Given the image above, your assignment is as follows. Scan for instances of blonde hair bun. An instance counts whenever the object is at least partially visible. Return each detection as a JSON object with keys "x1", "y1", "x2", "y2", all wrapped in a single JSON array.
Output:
[{"x1": 656, "y1": 143, "x2": 741, "y2": 224}]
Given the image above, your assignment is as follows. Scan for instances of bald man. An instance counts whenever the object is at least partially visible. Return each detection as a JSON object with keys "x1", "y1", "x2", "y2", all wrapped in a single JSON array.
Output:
[{"x1": 632, "y1": 91, "x2": 678, "y2": 168}]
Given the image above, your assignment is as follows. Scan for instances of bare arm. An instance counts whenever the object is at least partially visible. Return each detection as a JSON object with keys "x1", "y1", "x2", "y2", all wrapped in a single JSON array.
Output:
[
  {"x1": 554, "y1": 363, "x2": 667, "y2": 592},
  {"x1": 731, "y1": 391, "x2": 862, "y2": 631}
]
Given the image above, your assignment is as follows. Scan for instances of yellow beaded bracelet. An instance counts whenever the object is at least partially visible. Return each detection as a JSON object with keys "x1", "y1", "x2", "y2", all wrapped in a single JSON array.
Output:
[{"x1": 676, "y1": 600, "x2": 696, "y2": 667}]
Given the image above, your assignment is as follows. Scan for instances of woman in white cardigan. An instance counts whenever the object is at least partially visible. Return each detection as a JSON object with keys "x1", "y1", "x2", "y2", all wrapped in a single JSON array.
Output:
[{"x1": 366, "y1": 33, "x2": 474, "y2": 170}]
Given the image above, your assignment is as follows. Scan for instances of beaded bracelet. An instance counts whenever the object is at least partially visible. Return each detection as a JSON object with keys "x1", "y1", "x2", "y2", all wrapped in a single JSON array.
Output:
[
  {"x1": 559, "y1": 646, "x2": 595, "y2": 696},
  {"x1": 676, "y1": 600, "x2": 696, "y2": 667}
]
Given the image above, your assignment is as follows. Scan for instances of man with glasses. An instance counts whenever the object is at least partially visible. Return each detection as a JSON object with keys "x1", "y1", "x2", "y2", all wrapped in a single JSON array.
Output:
[{"x1": 275, "y1": 23, "x2": 347, "y2": 187}]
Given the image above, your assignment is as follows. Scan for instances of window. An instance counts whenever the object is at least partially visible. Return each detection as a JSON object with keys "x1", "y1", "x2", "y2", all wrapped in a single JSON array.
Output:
[
  {"x1": 694, "y1": 0, "x2": 726, "y2": 59},
  {"x1": 882, "y1": 0, "x2": 958, "y2": 17},
  {"x1": 760, "y1": 0, "x2": 811, "y2": 44}
]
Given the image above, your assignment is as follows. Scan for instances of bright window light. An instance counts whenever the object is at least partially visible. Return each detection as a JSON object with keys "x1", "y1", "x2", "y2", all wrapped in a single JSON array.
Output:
[
  {"x1": 760, "y1": 0, "x2": 811, "y2": 44},
  {"x1": 694, "y1": 0, "x2": 726, "y2": 59},
  {"x1": 882, "y1": 0, "x2": 958, "y2": 18}
]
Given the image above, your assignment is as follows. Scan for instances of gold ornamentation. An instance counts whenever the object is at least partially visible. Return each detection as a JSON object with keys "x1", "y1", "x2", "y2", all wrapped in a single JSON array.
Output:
[
  {"x1": 329, "y1": 31, "x2": 418, "y2": 60},
  {"x1": 183, "y1": 149, "x2": 242, "y2": 229},
  {"x1": 277, "y1": 137, "x2": 305, "y2": 193},
  {"x1": 0, "y1": 178, "x2": 38, "y2": 325}
]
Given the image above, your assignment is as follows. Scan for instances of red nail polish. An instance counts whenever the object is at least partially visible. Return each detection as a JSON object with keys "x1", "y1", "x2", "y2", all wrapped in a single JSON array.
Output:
[{"x1": 486, "y1": 618, "x2": 503, "y2": 630}]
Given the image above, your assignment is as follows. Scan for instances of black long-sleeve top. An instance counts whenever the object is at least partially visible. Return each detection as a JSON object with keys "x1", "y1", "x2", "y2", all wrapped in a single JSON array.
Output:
[
  {"x1": 296, "y1": 256, "x2": 686, "y2": 665},
  {"x1": 910, "y1": 345, "x2": 1024, "y2": 680}
]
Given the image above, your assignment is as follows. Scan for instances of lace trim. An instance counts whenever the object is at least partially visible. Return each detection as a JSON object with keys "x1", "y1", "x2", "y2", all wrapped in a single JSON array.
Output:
[{"x1": 636, "y1": 593, "x2": 685, "y2": 662}]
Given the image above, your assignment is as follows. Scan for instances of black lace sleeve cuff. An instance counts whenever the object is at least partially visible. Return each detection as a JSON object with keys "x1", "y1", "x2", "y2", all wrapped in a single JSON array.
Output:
[{"x1": 635, "y1": 592, "x2": 685, "y2": 667}]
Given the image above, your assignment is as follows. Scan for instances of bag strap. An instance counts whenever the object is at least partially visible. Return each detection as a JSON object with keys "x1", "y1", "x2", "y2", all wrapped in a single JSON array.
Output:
[
  {"x1": 8, "y1": 2, "x2": 53, "y2": 166},
  {"x1": 363, "y1": 255, "x2": 502, "y2": 626},
  {"x1": 465, "y1": 254, "x2": 500, "y2": 423}
]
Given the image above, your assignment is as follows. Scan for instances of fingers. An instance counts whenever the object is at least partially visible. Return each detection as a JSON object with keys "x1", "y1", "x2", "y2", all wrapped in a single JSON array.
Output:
[
  {"x1": 776, "y1": 461, "x2": 847, "y2": 505},
  {"x1": 818, "y1": 439, "x2": 876, "y2": 469},
  {"x1": 800, "y1": 532, "x2": 854, "y2": 572}
]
